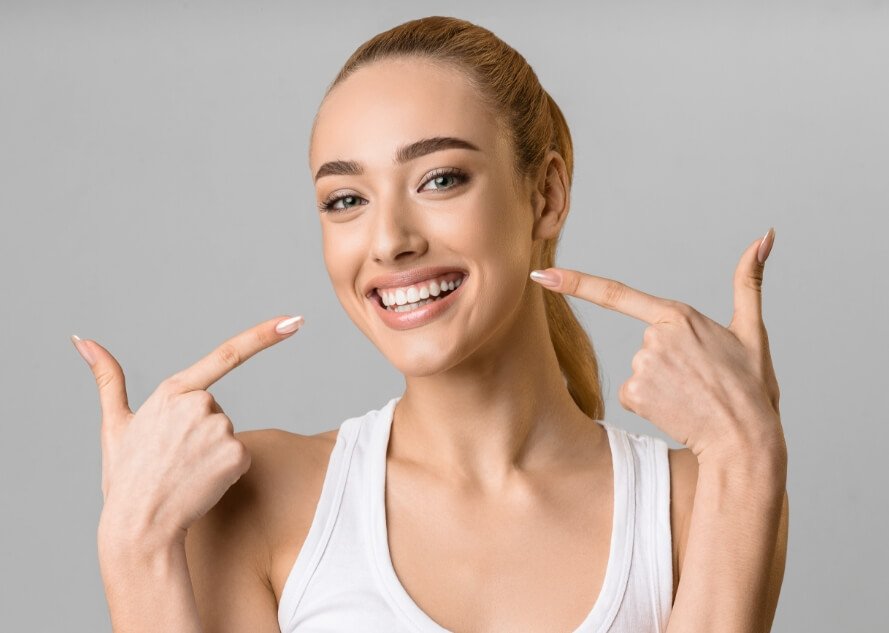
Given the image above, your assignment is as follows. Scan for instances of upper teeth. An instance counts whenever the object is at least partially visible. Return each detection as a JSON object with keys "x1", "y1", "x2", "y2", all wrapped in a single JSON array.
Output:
[{"x1": 377, "y1": 274, "x2": 464, "y2": 307}]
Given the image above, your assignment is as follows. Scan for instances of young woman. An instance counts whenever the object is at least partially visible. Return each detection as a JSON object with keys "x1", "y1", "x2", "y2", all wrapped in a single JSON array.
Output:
[{"x1": 75, "y1": 16, "x2": 789, "y2": 633}]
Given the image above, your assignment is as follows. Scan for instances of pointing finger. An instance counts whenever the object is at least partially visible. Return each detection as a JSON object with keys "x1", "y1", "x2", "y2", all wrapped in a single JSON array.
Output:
[
  {"x1": 530, "y1": 268, "x2": 676, "y2": 324},
  {"x1": 71, "y1": 335, "x2": 132, "y2": 423},
  {"x1": 168, "y1": 315, "x2": 304, "y2": 393}
]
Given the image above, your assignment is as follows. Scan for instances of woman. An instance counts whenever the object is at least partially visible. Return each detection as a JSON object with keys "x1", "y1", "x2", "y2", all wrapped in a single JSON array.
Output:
[{"x1": 75, "y1": 16, "x2": 788, "y2": 633}]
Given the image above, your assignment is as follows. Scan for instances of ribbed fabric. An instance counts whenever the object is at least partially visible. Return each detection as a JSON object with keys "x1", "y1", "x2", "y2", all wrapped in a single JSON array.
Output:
[{"x1": 277, "y1": 396, "x2": 673, "y2": 632}]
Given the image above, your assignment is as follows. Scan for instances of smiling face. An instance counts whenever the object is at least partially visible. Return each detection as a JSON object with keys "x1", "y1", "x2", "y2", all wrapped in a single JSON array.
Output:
[{"x1": 309, "y1": 57, "x2": 544, "y2": 377}]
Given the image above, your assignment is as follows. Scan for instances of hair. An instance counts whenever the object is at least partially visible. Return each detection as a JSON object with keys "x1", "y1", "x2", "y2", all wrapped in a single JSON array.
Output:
[{"x1": 317, "y1": 16, "x2": 606, "y2": 421}]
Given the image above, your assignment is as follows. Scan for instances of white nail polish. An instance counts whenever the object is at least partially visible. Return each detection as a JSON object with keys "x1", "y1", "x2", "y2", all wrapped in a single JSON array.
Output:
[{"x1": 275, "y1": 316, "x2": 304, "y2": 334}]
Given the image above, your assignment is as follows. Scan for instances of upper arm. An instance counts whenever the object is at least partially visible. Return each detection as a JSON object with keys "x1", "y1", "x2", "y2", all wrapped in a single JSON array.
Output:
[
  {"x1": 668, "y1": 447, "x2": 699, "y2": 603},
  {"x1": 183, "y1": 429, "x2": 283, "y2": 632}
]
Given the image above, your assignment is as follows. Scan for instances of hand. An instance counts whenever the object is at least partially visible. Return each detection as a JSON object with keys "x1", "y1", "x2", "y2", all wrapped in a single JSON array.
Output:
[
  {"x1": 71, "y1": 315, "x2": 305, "y2": 547},
  {"x1": 530, "y1": 230, "x2": 783, "y2": 465}
]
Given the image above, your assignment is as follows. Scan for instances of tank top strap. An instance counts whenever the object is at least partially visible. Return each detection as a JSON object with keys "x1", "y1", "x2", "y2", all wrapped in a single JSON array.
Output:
[
  {"x1": 276, "y1": 413, "x2": 364, "y2": 630},
  {"x1": 601, "y1": 424, "x2": 674, "y2": 631}
]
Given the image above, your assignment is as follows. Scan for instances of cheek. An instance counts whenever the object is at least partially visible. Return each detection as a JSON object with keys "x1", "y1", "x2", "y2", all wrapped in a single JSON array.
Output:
[{"x1": 321, "y1": 228, "x2": 364, "y2": 300}]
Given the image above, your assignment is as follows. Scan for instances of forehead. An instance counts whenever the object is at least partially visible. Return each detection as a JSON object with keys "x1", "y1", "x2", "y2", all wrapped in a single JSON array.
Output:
[{"x1": 310, "y1": 58, "x2": 505, "y2": 172}]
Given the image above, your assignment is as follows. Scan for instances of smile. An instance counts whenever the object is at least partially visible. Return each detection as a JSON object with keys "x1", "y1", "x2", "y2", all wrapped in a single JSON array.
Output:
[{"x1": 369, "y1": 272, "x2": 468, "y2": 331}]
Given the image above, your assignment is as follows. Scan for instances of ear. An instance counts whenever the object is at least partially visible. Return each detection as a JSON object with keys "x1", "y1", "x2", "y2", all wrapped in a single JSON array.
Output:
[{"x1": 531, "y1": 149, "x2": 570, "y2": 241}]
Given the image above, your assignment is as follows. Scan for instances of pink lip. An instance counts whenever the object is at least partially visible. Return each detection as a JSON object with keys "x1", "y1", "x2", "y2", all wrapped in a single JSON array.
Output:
[
  {"x1": 363, "y1": 265, "x2": 468, "y2": 298},
  {"x1": 368, "y1": 274, "x2": 467, "y2": 331}
]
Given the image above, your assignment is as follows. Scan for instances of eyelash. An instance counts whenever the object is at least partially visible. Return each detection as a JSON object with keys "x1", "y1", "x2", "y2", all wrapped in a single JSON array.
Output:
[{"x1": 317, "y1": 167, "x2": 470, "y2": 213}]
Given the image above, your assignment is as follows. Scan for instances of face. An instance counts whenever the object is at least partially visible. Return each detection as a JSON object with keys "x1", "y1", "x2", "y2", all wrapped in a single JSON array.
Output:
[{"x1": 309, "y1": 57, "x2": 550, "y2": 377}]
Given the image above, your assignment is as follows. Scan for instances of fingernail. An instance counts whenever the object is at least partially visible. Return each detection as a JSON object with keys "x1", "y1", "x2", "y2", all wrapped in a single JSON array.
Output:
[
  {"x1": 757, "y1": 227, "x2": 776, "y2": 265},
  {"x1": 70, "y1": 334, "x2": 96, "y2": 366},
  {"x1": 275, "y1": 315, "x2": 304, "y2": 335},
  {"x1": 530, "y1": 269, "x2": 561, "y2": 287}
]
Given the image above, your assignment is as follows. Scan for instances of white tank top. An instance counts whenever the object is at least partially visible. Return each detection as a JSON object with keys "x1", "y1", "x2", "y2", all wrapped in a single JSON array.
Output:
[{"x1": 277, "y1": 396, "x2": 674, "y2": 632}]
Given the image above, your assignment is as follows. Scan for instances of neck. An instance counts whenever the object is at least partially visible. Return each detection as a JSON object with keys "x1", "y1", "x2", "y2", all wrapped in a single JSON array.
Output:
[{"x1": 391, "y1": 281, "x2": 606, "y2": 490}]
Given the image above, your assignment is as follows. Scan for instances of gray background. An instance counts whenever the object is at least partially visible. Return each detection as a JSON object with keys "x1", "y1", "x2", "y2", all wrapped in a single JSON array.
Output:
[{"x1": 1, "y1": 1, "x2": 886, "y2": 630}]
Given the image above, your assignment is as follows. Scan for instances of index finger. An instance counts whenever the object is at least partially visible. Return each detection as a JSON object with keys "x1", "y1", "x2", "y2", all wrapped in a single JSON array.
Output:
[
  {"x1": 533, "y1": 268, "x2": 674, "y2": 324},
  {"x1": 169, "y1": 315, "x2": 304, "y2": 392}
]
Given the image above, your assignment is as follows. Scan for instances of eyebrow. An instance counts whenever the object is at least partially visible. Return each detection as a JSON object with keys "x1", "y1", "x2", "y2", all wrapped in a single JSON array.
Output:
[{"x1": 313, "y1": 136, "x2": 481, "y2": 183}]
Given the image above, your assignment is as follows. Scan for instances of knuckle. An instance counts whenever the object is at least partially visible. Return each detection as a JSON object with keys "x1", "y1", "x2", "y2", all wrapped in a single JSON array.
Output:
[
  {"x1": 229, "y1": 439, "x2": 251, "y2": 469},
  {"x1": 625, "y1": 378, "x2": 641, "y2": 400},
  {"x1": 564, "y1": 271, "x2": 581, "y2": 294},
  {"x1": 631, "y1": 349, "x2": 650, "y2": 374},
  {"x1": 669, "y1": 301, "x2": 695, "y2": 323},
  {"x1": 212, "y1": 413, "x2": 235, "y2": 437},
  {"x1": 601, "y1": 280, "x2": 626, "y2": 310},
  {"x1": 745, "y1": 269, "x2": 764, "y2": 292},
  {"x1": 619, "y1": 379, "x2": 638, "y2": 409},
  {"x1": 93, "y1": 371, "x2": 114, "y2": 392},
  {"x1": 192, "y1": 390, "x2": 215, "y2": 411},
  {"x1": 642, "y1": 325, "x2": 659, "y2": 346},
  {"x1": 215, "y1": 342, "x2": 242, "y2": 371},
  {"x1": 159, "y1": 375, "x2": 184, "y2": 396},
  {"x1": 252, "y1": 326, "x2": 275, "y2": 349}
]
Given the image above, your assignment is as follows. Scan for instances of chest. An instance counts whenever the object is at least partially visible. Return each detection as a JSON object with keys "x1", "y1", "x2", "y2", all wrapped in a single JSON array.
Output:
[{"x1": 383, "y1": 461, "x2": 615, "y2": 633}]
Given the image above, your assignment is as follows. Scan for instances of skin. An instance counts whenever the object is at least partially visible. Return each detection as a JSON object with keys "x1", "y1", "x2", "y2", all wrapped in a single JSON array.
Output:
[
  {"x1": 304, "y1": 57, "x2": 674, "y2": 630},
  {"x1": 82, "y1": 56, "x2": 787, "y2": 632}
]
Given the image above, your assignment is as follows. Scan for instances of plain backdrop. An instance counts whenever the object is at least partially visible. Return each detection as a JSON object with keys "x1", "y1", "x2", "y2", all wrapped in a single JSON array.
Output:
[{"x1": 1, "y1": 1, "x2": 886, "y2": 631}]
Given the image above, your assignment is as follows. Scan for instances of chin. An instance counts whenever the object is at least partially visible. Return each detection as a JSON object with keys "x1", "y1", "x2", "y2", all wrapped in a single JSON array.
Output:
[{"x1": 383, "y1": 340, "x2": 465, "y2": 378}]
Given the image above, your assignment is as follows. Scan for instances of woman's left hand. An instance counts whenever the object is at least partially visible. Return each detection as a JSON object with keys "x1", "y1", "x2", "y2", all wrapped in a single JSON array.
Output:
[{"x1": 530, "y1": 229, "x2": 785, "y2": 466}]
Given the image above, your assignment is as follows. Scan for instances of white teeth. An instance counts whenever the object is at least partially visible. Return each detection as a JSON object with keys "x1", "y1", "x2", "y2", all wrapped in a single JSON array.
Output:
[
  {"x1": 376, "y1": 273, "x2": 466, "y2": 307},
  {"x1": 393, "y1": 297, "x2": 439, "y2": 312}
]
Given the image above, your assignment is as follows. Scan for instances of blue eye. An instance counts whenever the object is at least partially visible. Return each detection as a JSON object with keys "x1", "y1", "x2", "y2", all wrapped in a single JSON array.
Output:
[{"x1": 318, "y1": 167, "x2": 469, "y2": 213}]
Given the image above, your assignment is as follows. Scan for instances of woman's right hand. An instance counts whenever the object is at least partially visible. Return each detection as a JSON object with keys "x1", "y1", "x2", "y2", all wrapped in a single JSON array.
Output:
[{"x1": 72, "y1": 315, "x2": 305, "y2": 551}]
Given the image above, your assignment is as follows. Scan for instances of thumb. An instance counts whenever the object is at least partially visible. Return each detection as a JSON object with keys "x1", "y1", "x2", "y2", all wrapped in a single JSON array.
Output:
[
  {"x1": 729, "y1": 227, "x2": 775, "y2": 346},
  {"x1": 71, "y1": 335, "x2": 132, "y2": 423}
]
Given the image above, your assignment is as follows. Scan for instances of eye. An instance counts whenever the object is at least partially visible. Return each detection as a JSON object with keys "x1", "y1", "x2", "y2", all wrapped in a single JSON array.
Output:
[
  {"x1": 318, "y1": 193, "x2": 367, "y2": 213},
  {"x1": 317, "y1": 168, "x2": 469, "y2": 214},
  {"x1": 419, "y1": 167, "x2": 469, "y2": 192}
]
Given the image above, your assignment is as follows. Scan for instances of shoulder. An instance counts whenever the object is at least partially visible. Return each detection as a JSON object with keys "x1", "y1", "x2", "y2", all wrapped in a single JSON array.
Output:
[
  {"x1": 231, "y1": 427, "x2": 342, "y2": 597},
  {"x1": 183, "y1": 427, "x2": 341, "y2": 628},
  {"x1": 186, "y1": 427, "x2": 341, "y2": 569},
  {"x1": 232, "y1": 427, "x2": 340, "y2": 544},
  {"x1": 667, "y1": 447, "x2": 699, "y2": 603}
]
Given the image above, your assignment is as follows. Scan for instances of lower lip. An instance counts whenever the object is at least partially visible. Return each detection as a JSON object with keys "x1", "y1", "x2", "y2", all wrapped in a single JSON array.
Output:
[{"x1": 370, "y1": 275, "x2": 467, "y2": 331}]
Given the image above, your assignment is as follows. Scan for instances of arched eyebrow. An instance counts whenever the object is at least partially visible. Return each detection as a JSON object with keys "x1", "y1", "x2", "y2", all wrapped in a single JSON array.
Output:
[{"x1": 313, "y1": 136, "x2": 480, "y2": 183}]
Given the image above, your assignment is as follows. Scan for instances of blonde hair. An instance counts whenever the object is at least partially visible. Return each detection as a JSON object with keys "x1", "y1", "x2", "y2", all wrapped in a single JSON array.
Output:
[{"x1": 320, "y1": 16, "x2": 605, "y2": 420}]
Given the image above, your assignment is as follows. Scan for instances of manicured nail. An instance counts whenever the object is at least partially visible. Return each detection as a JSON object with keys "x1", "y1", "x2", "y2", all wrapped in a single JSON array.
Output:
[
  {"x1": 530, "y1": 269, "x2": 561, "y2": 287},
  {"x1": 757, "y1": 227, "x2": 776, "y2": 265},
  {"x1": 70, "y1": 334, "x2": 96, "y2": 366},
  {"x1": 275, "y1": 315, "x2": 304, "y2": 335}
]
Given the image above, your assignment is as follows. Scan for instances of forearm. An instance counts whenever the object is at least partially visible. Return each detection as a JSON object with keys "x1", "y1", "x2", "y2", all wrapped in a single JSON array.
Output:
[
  {"x1": 97, "y1": 515, "x2": 203, "y2": 633},
  {"x1": 667, "y1": 447, "x2": 787, "y2": 633}
]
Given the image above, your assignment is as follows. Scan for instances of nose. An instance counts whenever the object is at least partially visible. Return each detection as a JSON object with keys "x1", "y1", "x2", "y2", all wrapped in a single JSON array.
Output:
[{"x1": 369, "y1": 193, "x2": 428, "y2": 265}]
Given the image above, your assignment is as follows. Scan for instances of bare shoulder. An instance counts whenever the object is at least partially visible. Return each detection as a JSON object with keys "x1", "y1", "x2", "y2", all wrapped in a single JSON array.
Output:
[
  {"x1": 232, "y1": 427, "x2": 340, "y2": 549},
  {"x1": 233, "y1": 428, "x2": 341, "y2": 601},
  {"x1": 667, "y1": 447, "x2": 699, "y2": 604},
  {"x1": 184, "y1": 427, "x2": 340, "y2": 630}
]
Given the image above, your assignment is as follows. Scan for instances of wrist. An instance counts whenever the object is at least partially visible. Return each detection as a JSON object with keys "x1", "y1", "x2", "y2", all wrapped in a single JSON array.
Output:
[
  {"x1": 697, "y1": 417, "x2": 787, "y2": 471},
  {"x1": 98, "y1": 507, "x2": 186, "y2": 563},
  {"x1": 696, "y1": 441, "x2": 787, "y2": 498}
]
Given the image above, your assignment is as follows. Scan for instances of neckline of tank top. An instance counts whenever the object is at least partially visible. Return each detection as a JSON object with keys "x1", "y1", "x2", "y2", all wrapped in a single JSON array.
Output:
[{"x1": 366, "y1": 395, "x2": 635, "y2": 633}]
